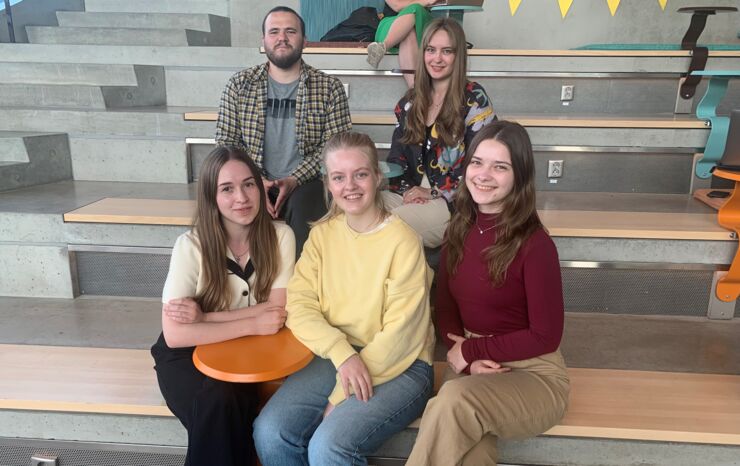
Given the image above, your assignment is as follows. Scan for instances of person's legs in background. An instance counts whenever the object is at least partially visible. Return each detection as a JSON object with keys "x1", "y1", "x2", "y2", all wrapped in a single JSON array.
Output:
[{"x1": 279, "y1": 178, "x2": 327, "y2": 260}]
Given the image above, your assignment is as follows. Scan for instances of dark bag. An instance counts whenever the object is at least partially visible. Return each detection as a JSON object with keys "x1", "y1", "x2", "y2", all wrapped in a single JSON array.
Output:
[{"x1": 320, "y1": 7, "x2": 379, "y2": 42}]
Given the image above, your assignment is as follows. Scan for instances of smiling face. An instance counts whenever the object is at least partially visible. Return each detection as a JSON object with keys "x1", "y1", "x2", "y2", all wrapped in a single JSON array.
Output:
[
  {"x1": 263, "y1": 11, "x2": 304, "y2": 70},
  {"x1": 325, "y1": 148, "x2": 381, "y2": 222},
  {"x1": 465, "y1": 138, "x2": 515, "y2": 214},
  {"x1": 424, "y1": 29, "x2": 456, "y2": 82},
  {"x1": 216, "y1": 159, "x2": 261, "y2": 234}
]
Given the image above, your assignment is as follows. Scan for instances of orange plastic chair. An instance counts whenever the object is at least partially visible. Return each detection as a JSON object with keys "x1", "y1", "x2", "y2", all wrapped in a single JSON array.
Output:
[
  {"x1": 193, "y1": 328, "x2": 313, "y2": 383},
  {"x1": 711, "y1": 110, "x2": 740, "y2": 302}
]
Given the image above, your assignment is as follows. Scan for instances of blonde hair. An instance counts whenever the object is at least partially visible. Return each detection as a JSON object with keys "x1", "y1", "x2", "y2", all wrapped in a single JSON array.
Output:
[
  {"x1": 193, "y1": 146, "x2": 279, "y2": 310},
  {"x1": 401, "y1": 18, "x2": 469, "y2": 148},
  {"x1": 315, "y1": 131, "x2": 389, "y2": 224}
]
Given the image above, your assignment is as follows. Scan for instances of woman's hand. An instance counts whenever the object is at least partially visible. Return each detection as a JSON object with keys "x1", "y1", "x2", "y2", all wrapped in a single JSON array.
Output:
[
  {"x1": 252, "y1": 306, "x2": 287, "y2": 335},
  {"x1": 337, "y1": 354, "x2": 374, "y2": 402},
  {"x1": 470, "y1": 360, "x2": 511, "y2": 375},
  {"x1": 402, "y1": 186, "x2": 433, "y2": 205},
  {"x1": 164, "y1": 298, "x2": 203, "y2": 324},
  {"x1": 446, "y1": 333, "x2": 469, "y2": 373}
]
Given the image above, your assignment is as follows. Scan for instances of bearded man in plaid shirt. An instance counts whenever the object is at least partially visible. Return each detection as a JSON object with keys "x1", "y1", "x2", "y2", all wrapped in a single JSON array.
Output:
[{"x1": 216, "y1": 6, "x2": 352, "y2": 257}]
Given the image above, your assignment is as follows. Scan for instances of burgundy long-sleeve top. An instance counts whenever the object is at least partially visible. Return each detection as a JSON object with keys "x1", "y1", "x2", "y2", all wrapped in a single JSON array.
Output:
[{"x1": 437, "y1": 213, "x2": 564, "y2": 364}]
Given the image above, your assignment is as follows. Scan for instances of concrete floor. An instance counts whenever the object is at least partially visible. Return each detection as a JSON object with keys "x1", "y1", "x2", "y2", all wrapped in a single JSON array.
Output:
[{"x1": 1, "y1": 296, "x2": 737, "y2": 375}]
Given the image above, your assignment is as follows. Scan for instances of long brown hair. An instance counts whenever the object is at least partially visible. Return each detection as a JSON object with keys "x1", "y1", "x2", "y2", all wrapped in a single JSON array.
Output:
[
  {"x1": 315, "y1": 131, "x2": 389, "y2": 224},
  {"x1": 446, "y1": 121, "x2": 543, "y2": 286},
  {"x1": 401, "y1": 18, "x2": 468, "y2": 148},
  {"x1": 193, "y1": 146, "x2": 279, "y2": 311}
]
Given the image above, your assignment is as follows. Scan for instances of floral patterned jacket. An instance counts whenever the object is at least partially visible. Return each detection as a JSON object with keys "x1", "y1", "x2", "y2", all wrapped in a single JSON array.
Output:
[{"x1": 387, "y1": 81, "x2": 496, "y2": 204}]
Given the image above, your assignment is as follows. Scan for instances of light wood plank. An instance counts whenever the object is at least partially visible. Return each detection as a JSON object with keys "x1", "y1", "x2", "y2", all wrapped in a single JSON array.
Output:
[
  {"x1": 3, "y1": 345, "x2": 738, "y2": 445},
  {"x1": 541, "y1": 209, "x2": 731, "y2": 240},
  {"x1": 183, "y1": 110, "x2": 217, "y2": 121},
  {"x1": 184, "y1": 110, "x2": 706, "y2": 129},
  {"x1": 301, "y1": 48, "x2": 740, "y2": 58},
  {"x1": 547, "y1": 368, "x2": 740, "y2": 445},
  {"x1": 694, "y1": 188, "x2": 732, "y2": 211},
  {"x1": 63, "y1": 198, "x2": 731, "y2": 241},
  {"x1": 64, "y1": 198, "x2": 194, "y2": 226},
  {"x1": 0, "y1": 344, "x2": 172, "y2": 417}
]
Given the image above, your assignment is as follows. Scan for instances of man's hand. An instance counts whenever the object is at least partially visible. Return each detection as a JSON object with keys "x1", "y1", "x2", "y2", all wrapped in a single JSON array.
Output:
[
  {"x1": 262, "y1": 178, "x2": 277, "y2": 218},
  {"x1": 272, "y1": 176, "x2": 298, "y2": 217},
  {"x1": 446, "y1": 333, "x2": 469, "y2": 374}
]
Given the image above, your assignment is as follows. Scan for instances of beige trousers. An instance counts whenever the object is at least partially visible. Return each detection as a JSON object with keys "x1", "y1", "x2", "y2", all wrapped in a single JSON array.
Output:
[
  {"x1": 406, "y1": 349, "x2": 570, "y2": 466},
  {"x1": 381, "y1": 192, "x2": 449, "y2": 248}
]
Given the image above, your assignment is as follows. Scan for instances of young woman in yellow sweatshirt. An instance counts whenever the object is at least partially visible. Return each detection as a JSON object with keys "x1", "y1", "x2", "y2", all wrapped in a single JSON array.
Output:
[{"x1": 254, "y1": 131, "x2": 436, "y2": 466}]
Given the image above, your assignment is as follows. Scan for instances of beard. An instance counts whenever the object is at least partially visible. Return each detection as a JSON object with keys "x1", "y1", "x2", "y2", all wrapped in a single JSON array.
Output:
[{"x1": 266, "y1": 42, "x2": 303, "y2": 70}]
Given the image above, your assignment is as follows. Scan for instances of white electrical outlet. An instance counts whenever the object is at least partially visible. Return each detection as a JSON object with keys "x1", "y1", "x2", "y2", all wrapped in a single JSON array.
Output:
[
  {"x1": 560, "y1": 85, "x2": 574, "y2": 101},
  {"x1": 343, "y1": 83, "x2": 350, "y2": 98},
  {"x1": 548, "y1": 160, "x2": 564, "y2": 178}
]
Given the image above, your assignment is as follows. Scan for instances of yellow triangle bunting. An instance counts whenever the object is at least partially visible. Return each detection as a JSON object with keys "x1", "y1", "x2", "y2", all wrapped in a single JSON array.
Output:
[
  {"x1": 607, "y1": 0, "x2": 621, "y2": 16},
  {"x1": 558, "y1": 0, "x2": 574, "y2": 18},
  {"x1": 658, "y1": 0, "x2": 667, "y2": 10},
  {"x1": 509, "y1": 0, "x2": 522, "y2": 15}
]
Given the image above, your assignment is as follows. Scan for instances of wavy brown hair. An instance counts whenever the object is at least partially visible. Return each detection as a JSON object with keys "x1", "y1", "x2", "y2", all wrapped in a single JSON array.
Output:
[
  {"x1": 316, "y1": 131, "x2": 389, "y2": 224},
  {"x1": 446, "y1": 121, "x2": 543, "y2": 286},
  {"x1": 400, "y1": 18, "x2": 468, "y2": 148},
  {"x1": 193, "y1": 146, "x2": 279, "y2": 311}
]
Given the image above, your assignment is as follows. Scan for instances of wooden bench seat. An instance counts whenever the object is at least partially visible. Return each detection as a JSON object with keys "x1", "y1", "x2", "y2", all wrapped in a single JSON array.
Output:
[
  {"x1": 183, "y1": 110, "x2": 707, "y2": 129},
  {"x1": 299, "y1": 47, "x2": 740, "y2": 58},
  {"x1": 63, "y1": 196, "x2": 732, "y2": 241},
  {"x1": 2, "y1": 344, "x2": 739, "y2": 446}
]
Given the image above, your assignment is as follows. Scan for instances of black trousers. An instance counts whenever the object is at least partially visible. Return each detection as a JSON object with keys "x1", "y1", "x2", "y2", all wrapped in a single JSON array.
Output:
[
  {"x1": 271, "y1": 178, "x2": 327, "y2": 260},
  {"x1": 151, "y1": 333, "x2": 258, "y2": 466}
]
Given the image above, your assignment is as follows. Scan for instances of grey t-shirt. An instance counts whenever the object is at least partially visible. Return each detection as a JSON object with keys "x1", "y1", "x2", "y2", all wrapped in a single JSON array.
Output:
[{"x1": 263, "y1": 76, "x2": 301, "y2": 180}]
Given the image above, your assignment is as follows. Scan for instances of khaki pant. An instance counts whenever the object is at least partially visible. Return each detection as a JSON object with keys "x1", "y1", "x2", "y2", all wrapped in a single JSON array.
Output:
[
  {"x1": 381, "y1": 192, "x2": 449, "y2": 249},
  {"x1": 406, "y1": 348, "x2": 570, "y2": 466}
]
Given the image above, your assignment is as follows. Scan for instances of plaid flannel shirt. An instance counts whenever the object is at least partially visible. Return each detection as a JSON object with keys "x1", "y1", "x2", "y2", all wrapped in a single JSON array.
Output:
[{"x1": 215, "y1": 61, "x2": 352, "y2": 185}]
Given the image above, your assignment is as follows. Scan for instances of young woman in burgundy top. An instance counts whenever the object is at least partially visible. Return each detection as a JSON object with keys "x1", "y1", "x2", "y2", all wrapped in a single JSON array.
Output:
[{"x1": 406, "y1": 120, "x2": 570, "y2": 466}]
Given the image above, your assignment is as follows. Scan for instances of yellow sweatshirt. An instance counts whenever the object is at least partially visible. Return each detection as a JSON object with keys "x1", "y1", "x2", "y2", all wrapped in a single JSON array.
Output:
[{"x1": 286, "y1": 214, "x2": 435, "y2": 406}]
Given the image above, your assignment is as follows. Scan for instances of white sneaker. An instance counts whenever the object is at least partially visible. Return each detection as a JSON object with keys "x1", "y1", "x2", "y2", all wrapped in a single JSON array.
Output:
[{"x1": 366, "y1": 42, "x2": 386, "y2": 68}]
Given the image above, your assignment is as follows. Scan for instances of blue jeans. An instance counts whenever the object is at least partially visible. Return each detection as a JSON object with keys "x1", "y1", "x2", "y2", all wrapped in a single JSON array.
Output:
[{"x1": 254, "y1": 357, "x2": 433, "y2": 466}]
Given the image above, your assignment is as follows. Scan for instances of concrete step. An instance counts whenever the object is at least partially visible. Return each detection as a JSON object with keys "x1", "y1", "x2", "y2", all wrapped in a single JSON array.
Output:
[
  {"x1": 69, "y1": 136, "x2": 189, "y2": 183},
  {"x1": 0, "y1": 44, "x2": 256, "y2": 67},
  {"x1": 0, "y1": 63, "x2": 165, "y2": 108},
  {"x1": 1, "y1": 181, "x2": 735, "y2": 300},
  {"x1": 0, "y1": 106, "x2": 214, "y2": 138},
  {"x1": 0, "y1": 132, "x2": 31, "y2": 165},
  {"x1": 0, "y1": 131, "x2": 71, "y2": 193},
  {"x1": 0, "y1": 83, "x2": 107, "y2": 109},
  {"x1": 56, "y1": 11, "x2": 226, "y2": 31},
  {"x1": 0, "y1": 300, "x2": 737, "y2": 464},
  {"x1": 26, "y1": 25, "x2": 229, "y2": 47},
  {"x1": 0, "y1": 62, "x2": 138, "y2": 86},
  {"x1": 83, "y1": 0, "x2": 229, "y2": 16},
  {"x1": 0, "y1": 180, "x2": 193, "y2": 298}
]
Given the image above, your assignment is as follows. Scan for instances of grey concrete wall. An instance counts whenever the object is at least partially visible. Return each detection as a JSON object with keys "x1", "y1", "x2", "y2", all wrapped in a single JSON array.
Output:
[
  {"x1": 233, "y1": 0, "x2": 740, "y2": 49},
  {"x1": 230, "y1": 0, "x2": 299, "y2": 46},
  {"x1": 0, "y1": 0, "x2": 83, "y2": 43},
  {"x1": 463, "y1": 0, "x2": 740, "y2": 49}
]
